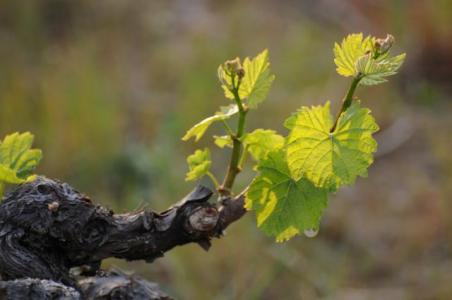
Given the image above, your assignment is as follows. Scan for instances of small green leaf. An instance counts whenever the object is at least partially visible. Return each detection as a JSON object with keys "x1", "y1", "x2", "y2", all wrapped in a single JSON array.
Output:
[
  {"x1": 239, "y1": 49, "x2": 275, "y2": 108},
  {"x1": 243, "y1": 129, "x2": 284, "y2": 161},
  {"x1": 246, "y1": 150, "x2": 329, "y2": 242},
  {"x1": 283, "y1": 111, "x2": 300, "y2": 130},
  {"x1": 286, "y1": 101, "x2": 379, "y2": 190},
  {"x1": 185, "y1": 148, "x2": 212, "y2": 181},
  {"x1": 182, "y1": 105, "x2": 239, "y2": 142},
  {"x1": 218, "y1": 66, "x2": 235, "y2": 98},
  {"x1": 334, "y1": 33, "x2": 374, "y2": 77},
  {"x1": 356, "y1": 53, "x2": 406, "y2": 86},
  {"x1": 0, "y1": 165, "x2": 27, "y2": 184},
  {"x1": 0, "y1": 132, "x2": 42, "y2": 183},
  {"x1": 213, "y1": 135, "x2": 233, "y2": 148},
  {"x1": 220, "y1": 50, "x2": 275, "y2": 108}
]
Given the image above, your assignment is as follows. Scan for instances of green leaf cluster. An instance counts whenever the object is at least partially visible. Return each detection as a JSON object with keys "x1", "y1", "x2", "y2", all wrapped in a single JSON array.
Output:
[
  {"x1": 334, "y1": 33, "x2": 405, "y2": 86},
  {"x1": 183, "y1": 49, "x2": 276, "y2": 185},
  {"x1": 182, "y1": 34, "x2": 404, "y2": 242},
  {"x1": 246, "y1": 101, "x2": 379, "y2": 241},
  {"x1": 185, "y1": 148, "x2": 211, "y2": 181},
  {"x1": 220, "y1": 49, "x2": 275, "y2": 109},
  {"x1": 0, "y1": 132, "x2": 42, "y2": 197}
]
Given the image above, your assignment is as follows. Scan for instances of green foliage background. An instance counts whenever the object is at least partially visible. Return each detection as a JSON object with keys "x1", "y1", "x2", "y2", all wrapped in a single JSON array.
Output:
[{"x1": 1, "y1": 1, "x2": 451, "y2": 299}]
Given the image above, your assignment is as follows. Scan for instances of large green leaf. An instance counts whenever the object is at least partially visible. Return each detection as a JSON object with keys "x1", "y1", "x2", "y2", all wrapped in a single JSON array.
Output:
[
  {"x1": 221, "y1": 50, "x2": 275, "y2": 109},
  {"x1": 182, "y1": 105, "x2": 238, "y2": 142},
  {"x1": 243, "y1": 129, "x2": 284, "y2": 161},
  {"x1": 333, "y1": 33, "x2": 374, "y2": 77},
  {"x1": 246, "y1": 150, "x2": 329, "y2": 242},
  {"x1": 185, "y1": 148, "x2": 212, "y2": 181},
  {"x1": 286, "y1": 102, "x2": 379, "y2": 190}
]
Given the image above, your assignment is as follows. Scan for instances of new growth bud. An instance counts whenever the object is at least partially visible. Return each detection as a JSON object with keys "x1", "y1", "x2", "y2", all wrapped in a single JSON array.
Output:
[
  {"x1": 374, "y1": 34, "x2": 395, "y2": 57},
  {"x1": 218, "y1": 57, "x2": 245, "y2": 90},
  {"x1": 225, "y1": 57, "x2": 245, "y2": 79}
]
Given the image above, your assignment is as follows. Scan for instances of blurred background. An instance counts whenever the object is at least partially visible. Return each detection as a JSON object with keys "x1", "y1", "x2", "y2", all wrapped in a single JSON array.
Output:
[{"x1": 1, "y1": 0, "x2": 451, "y2": 299}]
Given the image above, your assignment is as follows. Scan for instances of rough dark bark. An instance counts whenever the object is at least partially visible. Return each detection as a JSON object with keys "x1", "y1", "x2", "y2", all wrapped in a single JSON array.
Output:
[
  {"x1": 78, "y1": 269, "x2": 171, "y2": 300},
  {"x1": 0, "y1": 278, "x2": 79, "y2": 299},
  {"x1": 0, "y1": 176, "x2": 246, "y2": 299},
  {"x1": 0, "y1": 270, "x2": 171, "y2": 300}
]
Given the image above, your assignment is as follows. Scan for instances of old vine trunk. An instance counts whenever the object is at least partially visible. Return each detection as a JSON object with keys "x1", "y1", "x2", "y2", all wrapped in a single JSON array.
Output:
[{"x1": 0, "y1": 177, "x2": 245, "y2": 299}]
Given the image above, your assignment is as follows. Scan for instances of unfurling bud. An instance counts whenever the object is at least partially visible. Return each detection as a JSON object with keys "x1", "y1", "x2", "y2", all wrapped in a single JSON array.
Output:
[
  {"x1": 374, "y1": 34, "x2": 395, "y2": 56},
  {"x1": 218, "y1": 57, "x2": 245, "y2": 89},
  {"x1": 224, "y1": 57, "x2": 245, "y2": 79}
]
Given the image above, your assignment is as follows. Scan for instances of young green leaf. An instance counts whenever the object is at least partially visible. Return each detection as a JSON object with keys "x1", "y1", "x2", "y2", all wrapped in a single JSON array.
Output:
[
  {"x1": 218, "y1": 58, "x2": 242, "y2": 97},
  {"x1": 283, "y1": 112, "x2": 298, "y2": 130},
  {"x1": 246, "y1": 150, "x2": 328, "y2": 242},
  {"x1": 334, "y1": 33, "x2": 374, "y2": 77},
  {"x1": 286, "y1": 101, "x2": 379, "y2": 190},
  {"x1": 356, "y1": 53, "x2": 406, "y2": 86},
  {"x1": 239, "y1": 49, "x2": 275, "y2": 108},
  {"x1": 213, "y1": 135, "x2": 233, "y2": 148},
  {"x1": 220, "y1": 50, "x2": 275, "y2": 109},
  {"x1": 243, "y1": 129, "x2": 284, "y2": 161},
  {"x1": 0, "y1": 165, "x2": 28, "y2": 184},
  {"x1": 0, "y1": 132, "x2": 42, "y2": 197},
  {"x1": 0, "y1": 132, "x2": 42, "y2": 181},
  {"x1": 185, "y1": 148, "x2": 212, "y2": 181},
  {"x1": 182, "y1": 105, "x2": 239, "y2": 142},
  {"x1": 334, "y1": 33, "x2": 405, "y2": 85}
]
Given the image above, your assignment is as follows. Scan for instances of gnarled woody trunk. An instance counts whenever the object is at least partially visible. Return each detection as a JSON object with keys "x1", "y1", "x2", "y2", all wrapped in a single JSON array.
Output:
[{"x1": 0, "y1": 176, "x2": 246, "y2": 299}]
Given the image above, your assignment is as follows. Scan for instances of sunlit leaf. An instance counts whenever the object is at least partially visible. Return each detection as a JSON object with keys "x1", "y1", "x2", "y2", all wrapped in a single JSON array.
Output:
[
  {"x1": 239, "y1": 49, "x2": 275, "y2": 108},
  {"x1": 283, "y1": 110, "x2": 301, "y2": 130},
  {"x1": 243, "y1": 129, "x2": 284, "y2": 161},
  {"x1": 333, "y1": 33, "x2": 374, "y2": 77},
  {"x1": 286, "y1": 102, "x2": 379, "y2": 190},
  {"x1": 218, "y1": 65, "x2": 235, "y2": 99},
  {"x1": 246, "y1": 150, "x2": 329, "y2": 242},
  {"x1": 334, "y1": 33, "x2": 405, "y2": 85},
  {"x1": 182, "y1": 105, "x2": 239, "y2": 142},
  {"x1": 213, "y1": 135, "x2": 233, "y2": 148},
  {"x1": 356, "y1": 53, "x2": 406, "y2": 86},
  {"x1": 220, "y1": 50, "x2": 275, "y2": 108}
]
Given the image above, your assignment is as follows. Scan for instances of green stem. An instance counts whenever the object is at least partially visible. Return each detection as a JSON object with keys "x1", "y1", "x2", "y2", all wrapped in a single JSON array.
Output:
[
  {"x1": 331, "y1": 75, "x2": 362, "y2": 132},
  {"x1": 238, "y1": 145, "x2": 248, "y2": 169},
  {"x1": 220, "y1": 85, "x2": 247, "y2": 196},
  {"x1": 207, "y1": 172, "x2": 220, "y2": 188},
  {"x1": 221, "y1": 120, "x2": 234, "y2": 136}
]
